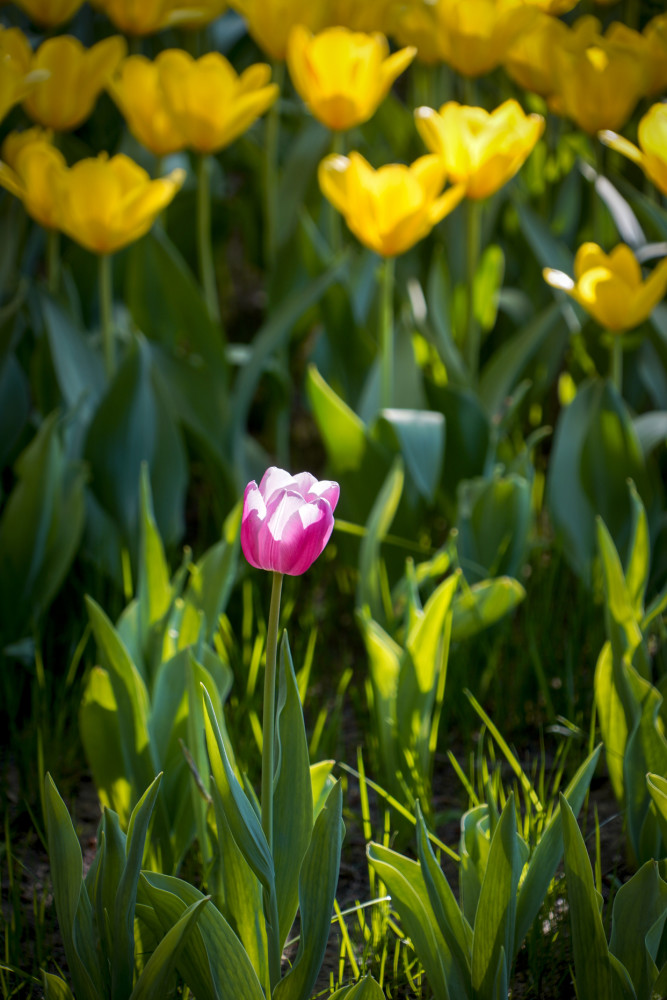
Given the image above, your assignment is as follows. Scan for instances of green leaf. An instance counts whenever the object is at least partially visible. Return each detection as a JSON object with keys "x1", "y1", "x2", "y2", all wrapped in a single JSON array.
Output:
[
  {"x1": 416, "y1": 805, "x2": 472, "y2": 999},
  {"x1": 356, "y1": 612, "x2": 402, "y2": 793},
  {"x1": 633, "y1": 411, "x2": 667, "y2": 457},
  {"x1": 609, "y1": 860, "x2": 667, "y2": 999},
  {"x1": 459, "y1": 805, "x2": 490, "y2": 928},
  {"x1": 357, "y1": 458, "x2": 404, "y2": 622},
  {"x1": 561, "y1": 795, "x2": 630, "y2": 1000},
  {"x1": 274, "y1": 633, "x2": 314, "y2": 952},
  {"x1": 41, "y1": 293, "x2": 105, "y2": 415},
  {"x1": 427, "y1": 385, "x2": 490, "y2": 501},
  {"x1": 137, "y1": 465, "x2": 172, "y2": 663},
  {"x1": 184, "y1": 502, "x2": 241, "y2": 642},
  {"x1": 473, "y1": 244, "x2": 504, "y2": 332},
  {"x1": 327, "y1": 975, "x2": 386, "y2": 1000},
  {"x1": 452, "y1": 577, "x2": 525, "y2": 642},
  {"x1": 367, "y1": 841, "x2": 451, "y2": 1000},
  {"x1": 456, "y1": 473, "x2": 532, "y2": 582},
  {"x1": 594, "y1": 643, "x2": 631, "y2": 806},
  {"x1": 79, "y1": 667, "x2": 133, "y2": 827},
  {"x1": 647, "y1": 773, "x2": 667, "y2": 849},
  {"x1": 273, "y1": 780, "x2": 344, "y2": 1000},
  {"x1": 140, "y1": 873, "x2": 266, "y2": 1000},
  {"x1": 114, "y1": 774, "x2": 163, "y2": 1000},
  {"x1": 624, "y1": 481, "x2": 649, "y2": 621},
  {"x1": 306, "y1": 364, "x2": 367, "y2": 474},
  {"x1": 515, "y1": 744, "x2": 602, "y2": 947},
  {"x1": 129, "y1": 896, "x2": 209, "y2": 1000},
  {"x1": 373, "y1": 409, "x2": 445, "y2": 502},
  {"x1": 44, "y1": 773, "x2": 105, "y2": 1000},
  {"x1": 42, "y1": 974, "x2": 75, "y2": 1000},
  {"x1": 471, "y1": 794, "x2": 521, "y2": 999}
]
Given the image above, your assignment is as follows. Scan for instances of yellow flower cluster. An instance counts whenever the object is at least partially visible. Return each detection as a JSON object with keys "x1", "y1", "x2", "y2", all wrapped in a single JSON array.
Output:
[
  {"x1": 90, "y1": 0, "x2": 227, "y2": 35},
  {"x1": 0, "y1": 130, "x2": 184, "y2": 253}
]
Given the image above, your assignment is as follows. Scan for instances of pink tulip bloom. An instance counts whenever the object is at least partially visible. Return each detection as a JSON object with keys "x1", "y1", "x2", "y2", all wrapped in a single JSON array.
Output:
[{"x1": 241, "y1": 467, "x2": 340, "y2": 575}]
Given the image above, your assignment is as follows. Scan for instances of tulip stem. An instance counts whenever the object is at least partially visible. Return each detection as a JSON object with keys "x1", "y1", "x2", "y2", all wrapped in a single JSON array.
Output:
[
  {"x1": 464, "y1": 197, "x2": 482, "y2": 381},
  {"x1": 379, "y1": 255, "x2": 396, "y2": 411},
  {"x1": 197, "y1": 153, "x2": 221, "y2": 325},
  {"x1": 261, "y1": 570, "x2": 284, "y2": 855},
  {"x1": 99, "y1": 252, "x2": 115, "y2": 379},
  {"x1": 610, "y1": 336, "x2": 623, "y2": 394},
  {"x1": 47, "y1": 228, "x2": 60, "y2": 295},
  {"x1": 264, "y1": 60, "x2": 284, "y2": 274}
]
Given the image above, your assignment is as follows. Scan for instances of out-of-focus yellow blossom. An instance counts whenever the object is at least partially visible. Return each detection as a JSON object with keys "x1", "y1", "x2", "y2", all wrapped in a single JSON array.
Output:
[
  {"x1": 386, "y1": 0, "x2": 442, "y2": 64},
  {"x1": 229, "y1": 0, "x2": 325, "y2": 60},
  {"x1": 549, "y1": 17, "x2": 647, "y2": 134},
  {"x1": 543, "y1": 243, "x2": 667, "y2": 332},
  {"x1": 157, "y1": 50, "x2": 278, "y2": 154},
  {"x1": 644, "y1": 15, "x2": 667, "y2": 97},
  {"x1": 415, "y1": 99, "x2": 544, "y2": 200},
  {"x1": 57, "y1": 153, "x2": 185, "y2": 254},
  {"x1": 0, "y1": 128, "x2": 65, "y2": 228},
  {"x1": 434, "y1": 0, "x2": 538, "y2": 78},
  {"x1": 14, "y1": 0, "x2": 86, "y2": 27},
  {"x1": 600, "y1": 103, "x2": 667, "y2": 197},
  {"x1": 108, "y1": 55, "x2": 186, "y2": 157},
  {"x1": 318, "y1": 151, "x2": 465, "y2": 257},
  {"x1": 0, "y1": 27, "x2": 48, "y2": 124},
  {"x1": 287, "y1": 26, "x2": 415, "y2": 131},
  {"x1": 11, "y1": 33, "x2": 126, "y2": 132},
  {"x1": 504, "y1": 10, "x2": 568, "y2": 96},
  {"x1": 320, "y1": 0, "x2": 393, "y2": 31},
  {"x1": 91, "y1": 0, "x2": 225, "y2": 34},
  {"x1": 523, "y1": 0, "x2": 578, "y2": 12}
]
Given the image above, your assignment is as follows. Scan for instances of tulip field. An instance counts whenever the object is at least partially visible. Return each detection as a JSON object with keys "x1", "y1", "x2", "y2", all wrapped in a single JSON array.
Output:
[{"x1": 3, "y1": 0, "x2": 667, "y2": 996}]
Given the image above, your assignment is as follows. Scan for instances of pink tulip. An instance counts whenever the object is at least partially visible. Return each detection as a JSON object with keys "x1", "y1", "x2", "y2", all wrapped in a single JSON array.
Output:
[{"x1": 241, "y1": 467, "x2": 340, "y2": 575}]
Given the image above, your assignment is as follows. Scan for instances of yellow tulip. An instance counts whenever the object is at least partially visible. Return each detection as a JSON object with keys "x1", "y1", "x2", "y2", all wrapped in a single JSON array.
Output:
[
  {"x1": 57, "y1": 153, "x2": 185, "y2": 254},
  {"x1": 13, "y1": 0, "x2": 85, "y2": 27},
  {"x1": 14, "y1": 34, "x2": 126, "y2": 132},
  {"x1": 543, "y1": 243, "x2": 667, "y2": 332},
  {"x1": 386, "y1": 0, "x2": 442, "y2": 65},
  {"x1": 0, "y1": 128, "x2": 65, "y2": 228},
  {"x1": 320, "y1": 0, "x2": 393, "y2": 31},
  {"x1": 504, "y1": 10, "x2": 568, "y2": 96},
  {"x1": 523, "y1": 0, "x2": 578, "y2": 12},
  {"x1": 434, "y1": 0, "x2": 538, "y2": 78},
  {"x1": 599, "y1": 103, "x2": 667, "y2": 197},
  {"x1": 644, "y1": 14, "x2": 667, "y2": 98},
  {"x1": 108, "y1": 55, "x2": 186, "y2": 157},
  {"x1": 156, "y1": 50, "x2": 279, "y2": 154},
  {"x1": 318, "y1": 151, "x2": 465, "y2": 257},
  {"x1": 415, "y1": 100, "x2": 544, "y2": 200},
  {"x1": 287, "y1": 26, "x2": 415, "y2": 132},
  {"x1": 549, "y1": 17, "x2": 647, "y2": 134},
  {"x1": 0, "y1": 27, "x2": 48, "y2": 124},
  {"x1": 90, "y1": 0, "x2": 223, "y2": 34},
  {"x1": 229, "y1": 0, "x2": 324, "y2": 60}
]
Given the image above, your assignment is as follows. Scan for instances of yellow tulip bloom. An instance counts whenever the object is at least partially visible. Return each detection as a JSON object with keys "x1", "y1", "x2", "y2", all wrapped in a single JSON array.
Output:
[
  {"x1": 57, "y1": 154, "x2": 185, "y2": 255},
  {"x1": 320, "y1": 0, "x2": 393, "y2": 31},
  {"x1": 0, "y1": 128, "x2": 65, "y2": 228},
  {"x1": 504, "y1": 10, "x2": 568, "y2": 96},
  {"x1": 415, "y1": 100, "x2": 544, "y2": 201},
  {"x1": 91, "y1": 0, "x2": 223, "y2": 34},
  {"x1": 13, "y1": 0, "x2": 85, "y2": 27},
  {"x1": 108, "y1": 55, "x2": 186, "y2": 157},
  {"x1": 523, "y1": 0, "x2": 578, "y2": 12},
  {"x1": 318, "y1": 151, "x2": 465, "y2": 257},
  {"x1": 544, "y1": 243, "x2": 667, "y2": 332},
  {"x1": 14, "y1": 34, "x2": 126, "y2": 132},
  {"x1": 644, "y1": 14, "x2": 667, "y2": 98},
  {"x1": 229, "y1": 0, "x2": 324, "y2": 60},
  {"x1": 157, "y1": 50, "x2": 279, "y2": 154},
  {"x1": 287, "y1": 26, "x2": 415, "y2": 132},
  {"x1": 0, "y1": 27, "x2": 48, "y2": 124},
  {"x1": 386, "y1": 0, "x2": 442, "y2": 65},
  {"x1": 434, "y1": 0, "x2": 538, "y2": 78},
  {"x1": 600, "y1": 103, "x2": 667, "y2": 197},
  {"x1": 549, "y1": 17, "x2": 647, "y2": 134}
]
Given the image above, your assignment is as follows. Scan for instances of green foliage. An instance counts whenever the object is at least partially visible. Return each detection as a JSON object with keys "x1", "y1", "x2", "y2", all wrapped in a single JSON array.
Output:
[
  {"x1": 79, "y1": 471, "x2": 240, "y2": 872},
  {"x1": 593, "y1": 482, "x2": 667, "y2": 863}
]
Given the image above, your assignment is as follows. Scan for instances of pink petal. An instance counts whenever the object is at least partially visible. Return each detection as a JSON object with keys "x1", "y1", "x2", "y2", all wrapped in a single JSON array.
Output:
[
  {"x1": 270, "y1": 496, "x2": 334, "y2": 575},
  {"x1": 258, "y1": 466, "x2": 296, "y2": 502},
  {"x1": 290, "y1": 471, "x2": 319, "y2": 497},
  {"x1": 305, "y1": 479, "x2": 340, "y2": 512},
  {"x1": 241, "y1": 481, "x2": 265, "y2": 569}
]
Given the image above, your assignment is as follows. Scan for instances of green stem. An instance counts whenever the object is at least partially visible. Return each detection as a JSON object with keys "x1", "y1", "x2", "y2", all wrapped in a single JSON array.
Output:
[
  {"x1": 99, "y1": 252, "x2": 114, "y2": 378},
  {"x1": 197, "y1": 153, "x2": 220, "y2": 324},
  {"x1": 264, "y1": 60, "x2": 284, "y2": 274},
  {"x1": 593, "y1": 142, "x2": 605, "y2": 245},
  {"x1": 461, "y1": 73, "x2": 477, "y2": 108},
  {"x1": 464, "y1": 197, "x2": 482, "y2": 381},
  {"x1": 261, "y1": 571, "x2": 284, "y2": 854},
  {"x1": 380, "y1": 255, "x2": 396, "y2": 411},
  {"x1": 610, "y1": 335, "x2": 623, "y2": 394},
  {"x1": 46, "y1": 227, "x2": 60, "y2": 295}
]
